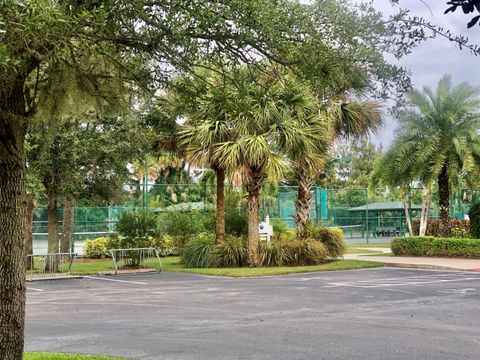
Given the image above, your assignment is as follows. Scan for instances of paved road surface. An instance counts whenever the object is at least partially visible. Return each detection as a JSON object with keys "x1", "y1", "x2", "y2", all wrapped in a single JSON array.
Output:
[{"x1": 26, "y1": 269, "x2": 480, "y2": 359}]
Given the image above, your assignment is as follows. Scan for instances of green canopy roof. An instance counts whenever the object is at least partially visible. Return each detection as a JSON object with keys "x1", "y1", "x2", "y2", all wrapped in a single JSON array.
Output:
[{"x1": 348, "y1": 201, "x2": 422, "y2": 212}]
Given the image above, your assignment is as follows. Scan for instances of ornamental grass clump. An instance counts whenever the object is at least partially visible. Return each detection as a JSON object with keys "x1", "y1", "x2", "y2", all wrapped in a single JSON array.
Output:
[
  {"x1": 181, "y1": 233, "x2": 216, "y2": 268},
  {"x1": 304, "y1": 224, "x2": 346, "y2": 258},
  {"x1": 211, "y1": 236, "x2": 247, "y2": 268}
]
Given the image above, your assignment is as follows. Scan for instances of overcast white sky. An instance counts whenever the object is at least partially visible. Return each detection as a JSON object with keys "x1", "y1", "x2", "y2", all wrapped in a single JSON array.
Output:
[{"x1": 368, "y1": 1, "x2": 480, "y2": 148}]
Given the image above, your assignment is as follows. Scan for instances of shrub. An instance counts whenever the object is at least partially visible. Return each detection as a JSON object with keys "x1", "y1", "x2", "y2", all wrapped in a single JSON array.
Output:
[
  {"x1": 271, "y1": 219, "x2": 294, "y2": 241},
  {"x1": 83, "y1": 237, "x2": 109, "y2": 258},
  {"x1": 225, "y1": 208, "x2": 248, "y2": 237},
  {"x1": 155, "y1": 234, "x2": 177, "y2": 256},
  {"x1": 391, "y1": 236, "x2": 480, "y2": 257},
  {"x1": 112, "y1": 211, "x2": 162, "y2": 266},
  {"x1": 304, "y1": 224, "x2": 346, "y2": 258},
  {"x1": 469, "y1": 203, "x2": 480, "y2": 238},
  {"x1": 211, "y1": 236, "x2": 247, "y2": 267},
  {"x1": 115, "y1": 211, "x2": 160, "y2": 242},
  {"x1": 159, "y1": 210, "x2": 213, "y2": 253},
  {"x1": 260, "y1": 240, "x2": 289, "y2": 267},
  {"x1": 181, "y1": 233, "x2": 216, "y2": 268},
  {"x1": 282, "y1": 239, "x2": 328, "y2": 266},
  {"x1": 411, "y1": 219, "x2": 470, "y2": 237}
]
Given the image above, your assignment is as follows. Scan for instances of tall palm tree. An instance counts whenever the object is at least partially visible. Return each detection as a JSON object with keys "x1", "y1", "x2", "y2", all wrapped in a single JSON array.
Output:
[
  {"x1": 215, "y1": 68, "x2": 321, "y2": 266},
  {"x1": 294, "y1": 99, "x2": 382, "y2": 237},
  {"x1": 174, "y1": 69, "x2": 238, "y2": 244},
  {"x1": 389, "y1": 75, "x2": 480, "y2": 222}
]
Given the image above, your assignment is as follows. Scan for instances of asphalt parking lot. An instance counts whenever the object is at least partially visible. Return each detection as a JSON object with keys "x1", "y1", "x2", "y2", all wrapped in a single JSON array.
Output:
[{"x1": 25, "y1": 268, "x2": 480, "y2": 360}]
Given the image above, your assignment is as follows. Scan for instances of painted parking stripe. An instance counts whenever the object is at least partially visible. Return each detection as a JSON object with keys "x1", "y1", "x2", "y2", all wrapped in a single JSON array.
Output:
[
  {"x1": 327, "y1": 277, "x2": 479, "y2": 288},
  {"x1": 27, "y1": 287, "x2": 45, "y2": 292},
  {"x1": 83, "y1": 276, "x2": 148, "y2": 285}
]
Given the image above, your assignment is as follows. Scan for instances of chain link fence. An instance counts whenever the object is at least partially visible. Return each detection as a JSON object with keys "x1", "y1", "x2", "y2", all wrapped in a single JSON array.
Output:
[{"x1": 32, "y1": 184, "x2": 479, "y2": 251}]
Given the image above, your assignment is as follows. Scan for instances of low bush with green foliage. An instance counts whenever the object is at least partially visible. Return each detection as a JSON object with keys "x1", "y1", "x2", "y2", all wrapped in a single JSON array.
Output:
[
  {"x1": 411, "y1": 219, "x2": 470, "y2": 237},
  {"x1": 281, "y1": 239, "x2": 328, "y2": 266},
  {"x1": 181, "y1": 233, "x2": 217, "y2": 268},
  {"x1": 469, "y1": 203, "x2": 480, "y2": 239},
  {"x1": 181, "y1": 231, "x2": 333, "y2": 268},
  {"x1": 158, "y1": 209, "x2": 215, "y2": 254},
  {"x1": 83, "y1": 237, "x2": 109, "y2": 258},
  {"x1": 391, "y1": 236, "x2": 480, "y2": 257},
  {"x1": 211, "y1": 236, "x2": 247, "y2": 267},
  {"x1": 304, "y1": 224, "x2": 346, "y2": 258},
  {"x1": 271, "y1": 218, "x2": 294, "y2": 241}
]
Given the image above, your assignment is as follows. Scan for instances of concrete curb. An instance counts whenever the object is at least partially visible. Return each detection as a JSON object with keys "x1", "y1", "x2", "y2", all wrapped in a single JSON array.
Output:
[{"x1": 382, "y1": 263, "x2": 468, "y2": 272}]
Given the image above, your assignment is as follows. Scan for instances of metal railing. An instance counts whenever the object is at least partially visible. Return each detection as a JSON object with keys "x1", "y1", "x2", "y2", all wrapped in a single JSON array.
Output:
[
  {"x1": 109, "y1": 247, "x2": 162, "y2": 275},
  {"x1": 26, "y1": 252, "x2": 77, "y2": 279}
]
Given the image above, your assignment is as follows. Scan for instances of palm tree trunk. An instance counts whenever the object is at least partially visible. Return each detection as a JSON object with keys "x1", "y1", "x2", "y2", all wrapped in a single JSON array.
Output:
[
  {"x1": 61, "y1": 194, "x2": 75, "y2": 254},
  {"x1": 295, "y1": 166, "x2": 314, "y2": 238},
  {"x1": 246, "y1": 173, "x2": 264, "y2": 267},
  {"x1": 438, "y1": 165, "x2": 450, "y2": 222},
  {"x1": 0, "y1": 88, "x2": 28, "y2": 360},
  {"x1": 25, "y1": 194, "x2": 34, "y2": 270},
  {"x1": 400, "y1": 188, "x2": 413, "y2": 236},
  {"x1": 215, "y1": 168, "x2": 225, "y2": 244}
]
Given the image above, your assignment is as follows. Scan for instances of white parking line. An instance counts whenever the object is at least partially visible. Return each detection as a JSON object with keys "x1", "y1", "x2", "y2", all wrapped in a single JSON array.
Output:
[
  {"x1": 27, "y1": 287, "x2": 45, "y2": 292},
  {"x1": 83, "y1": 276, "x2": 148, "y2": 285},
  {"x1": 328, "y1": 277, "x2": 479, "y2": 288}
]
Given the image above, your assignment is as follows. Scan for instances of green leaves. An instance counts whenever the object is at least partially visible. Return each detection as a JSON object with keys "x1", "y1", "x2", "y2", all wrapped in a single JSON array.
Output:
[{"x1": 373, "y1": 74, "x2": 480, "y2": 193}]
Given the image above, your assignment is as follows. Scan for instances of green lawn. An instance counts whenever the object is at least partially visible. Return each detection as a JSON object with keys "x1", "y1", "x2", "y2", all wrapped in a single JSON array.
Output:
[
  {"x1": 25, "y1": 353, "x2": 126, "y2": 360},
  {"x1": 55, "y1": 256, "x2": 382, "y2": 277},
  {"x1": 348, "y1": 243, "x2": 391, "y2": 248},
  {"x1": 345, "y1": 247, "x2": 383, "y2": 254},
  {"x1": 165, "y1": 259, "x2": 382, "y2": 277}
]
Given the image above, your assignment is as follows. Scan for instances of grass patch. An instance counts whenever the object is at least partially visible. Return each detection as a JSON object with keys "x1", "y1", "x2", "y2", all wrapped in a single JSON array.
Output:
[
  {"x1": 345, "y1": 247, "x2": 383, "y2": 254},
  {"x1": 348, "y1": 243, "x2": 391, "y2": 248},
  {"x1": 162, "y1": 258, "x2": 382, "y2": 277},
  {"x1": 25, "y1": 353, "x2": 126, "y2": 360},
  {"x1": 29, "y1": 256, "x2": 381, "y2": 278},
  {"x1": 365, "y1": 253, "x2": 394, "y2": 257}
]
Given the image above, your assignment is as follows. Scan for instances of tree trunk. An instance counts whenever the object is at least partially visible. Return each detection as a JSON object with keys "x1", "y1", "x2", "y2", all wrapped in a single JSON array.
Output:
[
  {"x1": 295, "y1": 166, "x2": 314, "y2": 239},
  {"x1": 438, "y1": 165, "x2": 450, "y2": 222},
  {"x1": 419, "y1": 185, "x2": 433, "y2": 236},
  {"x1": 400, "y1": 188, "x2": 413, "y2": 236},
  {"x1": 215, "y1": 168, "x2": 225, "y2": 244},
  {"x1": 246, "y1": 173, "x2": 264, "y2": 267},
  {"x1": 25, "y1": 194, "x2": 34, "y2": 270},
  {"x1": 47, "y1": 191, "x2": 59, "y2": 254},
  {"x1": 61, "y1": 194, "x2": 75, "y2": 254},
  {"x1": 0, "y1": 87, "x2": 28, "y2": 360}
]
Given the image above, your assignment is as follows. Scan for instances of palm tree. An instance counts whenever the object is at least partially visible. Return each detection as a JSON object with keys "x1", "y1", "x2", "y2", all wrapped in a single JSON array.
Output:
[
  {"x1": 174, "y1": 69, "x2": 239, "y2": 244},
  {"x1": 214, "y1": 68, "x2": 322, "y2": 266},
  {"x1": 294, "y1": 99, "x2": 382, "y2": 237},
  {"x1": 389, "y1": 75, "x2": 480, "y2": 222},
  {"x1": 179, "y1": 116, "x2": 232, "y2": 244}
]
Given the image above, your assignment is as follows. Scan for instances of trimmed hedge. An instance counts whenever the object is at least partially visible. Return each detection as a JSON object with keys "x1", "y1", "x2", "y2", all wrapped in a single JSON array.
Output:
[{"x1": 391, "y1": 236, "x2": 480, "y2": 258}]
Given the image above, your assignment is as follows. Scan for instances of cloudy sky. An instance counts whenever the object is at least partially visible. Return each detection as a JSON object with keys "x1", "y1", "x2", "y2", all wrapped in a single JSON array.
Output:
[{"x1": 368, "y1": 0, "x2": 480, "y2": 148}]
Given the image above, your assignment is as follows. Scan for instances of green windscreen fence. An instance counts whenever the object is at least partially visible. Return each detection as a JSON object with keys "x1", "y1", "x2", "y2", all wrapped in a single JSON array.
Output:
[{"x1": 32, "y1": 185, "x2": 480, "y2": 248}]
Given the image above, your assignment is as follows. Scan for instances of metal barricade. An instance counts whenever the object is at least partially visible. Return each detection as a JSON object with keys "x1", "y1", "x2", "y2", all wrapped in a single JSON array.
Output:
[
  {"x1": 26, "y1": 253, "x2": 77, "y2": 278},
  {"x1": 109, "y1": 247, "x2": 162, "y2": 275}
]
